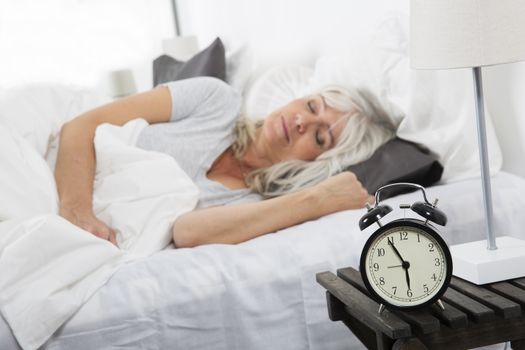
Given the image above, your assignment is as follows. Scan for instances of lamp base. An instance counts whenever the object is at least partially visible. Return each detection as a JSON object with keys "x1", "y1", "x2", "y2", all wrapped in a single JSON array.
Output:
[{"x1": 450, "y1": 236, "x2": 525, "y2": 285}]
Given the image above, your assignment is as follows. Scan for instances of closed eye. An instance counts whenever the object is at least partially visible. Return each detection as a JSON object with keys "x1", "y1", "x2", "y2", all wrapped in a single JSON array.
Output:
[
  {"x1": 316, "y1": 125, "x2": 335, "y2": 149},
  {"x1": 315, "y1": 129, "x2": 326, "y2": 147},
  {"x1": 307, "y1": 100, "x2": 317, "y2": 114}
]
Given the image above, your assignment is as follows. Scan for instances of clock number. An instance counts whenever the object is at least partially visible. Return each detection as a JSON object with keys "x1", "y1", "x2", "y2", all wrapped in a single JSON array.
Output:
[
  {"x1": 377, "y1": 248, "x2": 385, "y2": 257},
  {"x1": 387, "y1": 236, "x2": 394, "y2": 245},
  {"x1": 434, "y1": 258, "x2": 441, "y2": 266},
  {"x1": 407, "y1": 289, "x2": 413, "y2": 297},
  {"x1": 423, "y1": 284, "x2": 429, "y2": 294},
  {"x1": 399, "y1": 231, "x2": 408, "y2": 241},
  {"x1": 417, "y1": 233, "x2": 420, "y2": 243},
  {"x1": 379, "y1": 277, "x2": 385, "y2": 285},
  {"x1": 431, "y1": 273, "x2": 437, "y2": 281},
  {"x1": 373, "y1": 263, "x2": 380, "y2": 272},
  {"x1": 428, "y1": 243, "x2": 435, "y2": 252},
  {"x1": 391, "y1": 286, "x2": 397, "y2": 295}
]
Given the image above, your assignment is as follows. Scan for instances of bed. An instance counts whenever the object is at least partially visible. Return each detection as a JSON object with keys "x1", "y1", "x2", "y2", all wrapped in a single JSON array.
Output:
[
  {"x1": 1, "y1": 172, "x2": 525, "y2": 350},
  {"x1": 2, "y1": 1, "x2": 525, "y2": 349}
]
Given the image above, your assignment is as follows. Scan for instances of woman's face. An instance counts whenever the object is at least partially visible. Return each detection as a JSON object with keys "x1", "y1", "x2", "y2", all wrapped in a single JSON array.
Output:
[{"x1": 254, "y1": 95, "x2": 348, "y2": 165}]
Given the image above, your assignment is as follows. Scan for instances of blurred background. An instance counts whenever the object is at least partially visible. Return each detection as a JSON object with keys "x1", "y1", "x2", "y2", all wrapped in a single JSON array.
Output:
[
  {"x1": 0, "y1": 0, "x2": 174, "y2": 92},
  {"x1": 0, "y1": 0, "x2": 410, "y2": 93},
  {"x1": 1, "y1": 0, "x2": 524, "y2": 179}
]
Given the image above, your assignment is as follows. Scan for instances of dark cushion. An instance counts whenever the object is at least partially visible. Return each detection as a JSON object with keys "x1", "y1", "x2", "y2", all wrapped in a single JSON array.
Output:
[
  {"x1": 346, "y1": 138, "x2": 444, "y2": 199},
  {"x1": 153, "y1": 38, "x2": 226, "y2": 86}
]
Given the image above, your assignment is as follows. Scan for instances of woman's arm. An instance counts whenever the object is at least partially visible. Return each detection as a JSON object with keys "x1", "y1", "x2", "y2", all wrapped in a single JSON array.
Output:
[
  {"x1": 55, "y1": 87, "x2": 172, "y2": 243},
  {"x1": 172, "y1": 171, "x2": 372, "y2": 247}
]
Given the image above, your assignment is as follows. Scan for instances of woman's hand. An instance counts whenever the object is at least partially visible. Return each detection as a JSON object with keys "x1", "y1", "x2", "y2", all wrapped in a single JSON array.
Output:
[
  {"x1": 60, "y1": 207, "x2": 118, "y2": 247},
  {"x1": 309, "y1": 171, "x2": 374, "y2": 216}
]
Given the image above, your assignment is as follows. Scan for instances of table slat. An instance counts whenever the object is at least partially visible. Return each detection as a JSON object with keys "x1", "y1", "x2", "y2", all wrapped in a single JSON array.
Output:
[
  {"x1": 429, "y1": 301, "x2": 468, "y2": 329},
  {"x1": 450, "y1": 277, "x2": 521, "y2": 319},
  {"x1": 338, "y1": 268, "x2": 468, "y2": 329},
  {"x1": 337, "y1": 267, "x2": 441, "y2": 335},
  {"x1": 488, "y1": 282, "x2": 525, "y2": 307},
  {"x1": 510, "y1": 278, "x2": 525, "y2": 290},
  {"x1": 318, "y1": 267, "x2": 525, "y2": 350},
  {"x1": 316, "y1": 271, "x2": 411, "y2": 339},
  {"x1": 442, "y1": 287, "x2": 495, "y2": 323}
]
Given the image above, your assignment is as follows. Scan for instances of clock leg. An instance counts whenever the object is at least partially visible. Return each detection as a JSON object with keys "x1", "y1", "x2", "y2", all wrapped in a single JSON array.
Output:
[
  {"x1": 378, "y1": 304, "x2": 386, "y2": 315},
  {"x1": 436, "y1": 299, "x2": 445, "y2": 311}
]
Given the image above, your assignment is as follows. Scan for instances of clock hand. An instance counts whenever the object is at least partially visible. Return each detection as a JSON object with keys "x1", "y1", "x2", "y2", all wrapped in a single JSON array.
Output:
[
  {"x1": 387, "y1": 265, "x2": 403, "y2": 268},
  {"x1": 405, "y1": 267, "x2": 411, "y2": 290},
  {"x1": 387, "y1": 240, "x2": 411, "y2": 289},
  {"x1": 388, "y1": 239, "x2": 406, "y2": 263}
]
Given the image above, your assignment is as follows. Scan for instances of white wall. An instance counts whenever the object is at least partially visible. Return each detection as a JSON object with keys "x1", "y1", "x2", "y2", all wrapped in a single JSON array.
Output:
[
  {"x1": 1, "y1": 0, "x2": 524, "y2": 176},
  {"x1": 178, "y1": 0, "x2": 408, "y2": 70},
  {"x1": 0, "y1": 0, "x2": 175, "y2": 92},
  {"x1": 484, "y1": 63, "x2": 525, "y2": 178}
]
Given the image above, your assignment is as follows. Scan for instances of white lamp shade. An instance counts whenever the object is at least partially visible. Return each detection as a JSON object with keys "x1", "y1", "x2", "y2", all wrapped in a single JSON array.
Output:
[
  {"x1": 108, "y1": 69, "x2": 137, "y2": 98},
  {"x1": 410, "y1": 0, "x2": 525, "y2": 69}
]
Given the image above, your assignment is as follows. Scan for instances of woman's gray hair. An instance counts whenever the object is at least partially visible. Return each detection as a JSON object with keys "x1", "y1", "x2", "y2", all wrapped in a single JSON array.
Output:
[{"x1": 232, "y1": 85, "x2": 396, "y2": 198}]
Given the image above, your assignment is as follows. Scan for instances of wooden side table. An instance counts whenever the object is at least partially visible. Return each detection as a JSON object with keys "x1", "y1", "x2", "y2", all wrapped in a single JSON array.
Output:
[{"x1": 317, "y1": 267, "x2": 525, "y2": 350}]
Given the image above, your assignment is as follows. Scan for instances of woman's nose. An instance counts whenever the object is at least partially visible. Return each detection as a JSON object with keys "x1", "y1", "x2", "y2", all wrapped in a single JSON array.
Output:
[{"x1": 295, "y1": 113, "x2": 315, "y2": 134}]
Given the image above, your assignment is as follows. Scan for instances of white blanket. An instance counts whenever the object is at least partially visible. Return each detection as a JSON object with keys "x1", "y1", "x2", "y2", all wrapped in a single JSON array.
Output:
[{"x1": 0, "y1": 119, "x2": 199, "y2": 350}]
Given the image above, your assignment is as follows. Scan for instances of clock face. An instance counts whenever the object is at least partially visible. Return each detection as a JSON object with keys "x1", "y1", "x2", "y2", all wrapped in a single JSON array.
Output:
[{"x1": 360, "y1": 220, "x2": 452, "y2": 309}]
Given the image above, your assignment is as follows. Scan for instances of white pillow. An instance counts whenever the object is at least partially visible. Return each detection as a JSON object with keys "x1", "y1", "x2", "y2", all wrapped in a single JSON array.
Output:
[
  {"x1": 312, "y1": 13, "x2": 502, "y2": 182},
  {"x1": 243, "y1": 12, "x2": 503, "y2": 183},
  {"x1": 243, "y1": 65, "x2": 314, "y2": 119},
  {"x1": 226, "y1": 44, "x2": 257, "y2": 95}
]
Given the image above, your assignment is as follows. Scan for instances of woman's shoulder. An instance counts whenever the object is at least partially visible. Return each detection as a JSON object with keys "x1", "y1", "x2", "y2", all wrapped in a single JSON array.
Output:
[
  {"x1": 161, "y1": 77, "x2": 241, "y2": 123},
  {"x1": 164, "y1": 77, "x2": 240, "y2": 101}
]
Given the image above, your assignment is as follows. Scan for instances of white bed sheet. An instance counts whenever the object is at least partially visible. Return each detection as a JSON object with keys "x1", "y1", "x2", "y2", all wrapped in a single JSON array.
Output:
[
  {"x1": 0, "y1": 119, "x2": 199, "y2": 350},
  {"x1": 1, "y1": 172, "x2": 525, "y2": 350}
]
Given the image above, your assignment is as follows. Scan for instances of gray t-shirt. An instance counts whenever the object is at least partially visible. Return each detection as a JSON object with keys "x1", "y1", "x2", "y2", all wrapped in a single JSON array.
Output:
[{"x1": 136, "y1": 77, "x2": 263, "y2": 209}]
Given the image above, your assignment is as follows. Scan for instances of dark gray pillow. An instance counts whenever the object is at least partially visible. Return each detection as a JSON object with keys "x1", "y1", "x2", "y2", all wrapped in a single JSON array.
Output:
[
  {"x1": 153, "y1": 38, "x2": 226, "y2": 86},
  {"x1": 346, "y1": 138, "x2": 443, "y2": 198}
]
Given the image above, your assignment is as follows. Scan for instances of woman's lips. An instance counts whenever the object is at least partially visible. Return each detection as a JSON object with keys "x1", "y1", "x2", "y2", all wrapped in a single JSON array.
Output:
[{"x1": 281, "y1": 116, "x2": 290, "y2": 144}]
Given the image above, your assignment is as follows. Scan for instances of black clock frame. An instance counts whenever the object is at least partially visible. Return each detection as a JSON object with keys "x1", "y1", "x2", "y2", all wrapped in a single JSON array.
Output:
[{"x1": 359, "y1": 218, "x2": 453, "y2": 311}]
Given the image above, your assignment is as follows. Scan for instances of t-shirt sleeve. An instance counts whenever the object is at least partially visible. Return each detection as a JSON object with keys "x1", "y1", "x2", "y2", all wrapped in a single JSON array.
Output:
[{"x1": 162, "y1": 77, "x2": 240, "y2": 122}]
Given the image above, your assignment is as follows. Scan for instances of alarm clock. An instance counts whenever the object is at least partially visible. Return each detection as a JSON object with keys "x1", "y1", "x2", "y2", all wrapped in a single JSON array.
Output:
[{"x1": 359, "y1": 183, "x2": 452, "y2": 312}]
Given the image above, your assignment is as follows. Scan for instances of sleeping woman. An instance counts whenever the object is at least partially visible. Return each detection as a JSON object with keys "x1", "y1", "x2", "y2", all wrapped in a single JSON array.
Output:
[{"x1": 54, "y1": 77, "x2": 395, "y2": 248}]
